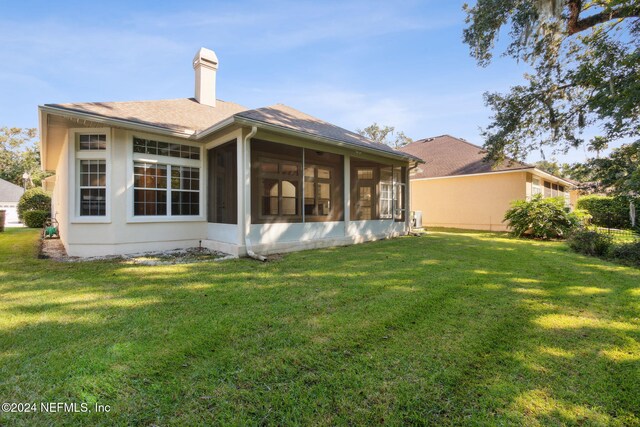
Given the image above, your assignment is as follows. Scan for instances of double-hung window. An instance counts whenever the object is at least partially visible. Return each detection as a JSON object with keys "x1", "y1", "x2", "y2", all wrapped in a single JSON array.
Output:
[
  {"x1": 132, "y1": 137, "x2": 201, "y2": 218},
  {"x1": 532, "y1": 177, "x2": 542, "y2": 196},
  {"x1": 75, "y1": 132, "x2": 109, "y2": 219}
]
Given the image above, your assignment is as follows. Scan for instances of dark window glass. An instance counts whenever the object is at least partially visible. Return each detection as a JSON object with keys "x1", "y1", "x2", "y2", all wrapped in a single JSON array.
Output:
[
  {"x1": 132, "y1": 137, "x2": 200, "y2": 160},
  {"x1": 79, "y1": 134, "x2": 107, "y2": 150},
  {"x1": 79, "y1": 159, "x2": 106, "y2": 216}
]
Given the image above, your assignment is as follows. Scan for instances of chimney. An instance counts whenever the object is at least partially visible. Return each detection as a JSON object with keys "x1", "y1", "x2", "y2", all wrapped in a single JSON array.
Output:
[{"x1": 193, "y1": 47, "x2": 218, "y2": 107}]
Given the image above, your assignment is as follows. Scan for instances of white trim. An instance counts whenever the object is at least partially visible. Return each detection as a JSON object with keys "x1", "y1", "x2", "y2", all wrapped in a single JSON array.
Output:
[
  {"x1": 69, "y1": 128, "x2": 112, "y2": 224},
  {"x1": 125, "y1": 130, "x2": 205, "y2": 223},
  {"x1": 411, "y1": 167, "x2": 575, "y2": 187}
]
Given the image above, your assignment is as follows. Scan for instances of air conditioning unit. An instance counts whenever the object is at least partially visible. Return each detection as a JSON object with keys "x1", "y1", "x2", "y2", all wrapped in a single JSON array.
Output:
[{"x1": 411, "y1": 210, "x2": 423, "y2": 229}]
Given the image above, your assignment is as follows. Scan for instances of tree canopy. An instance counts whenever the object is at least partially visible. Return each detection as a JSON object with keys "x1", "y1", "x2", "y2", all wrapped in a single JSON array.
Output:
[
  {"x1": 357, "y1": 123, "x2": 413, "y2": 148},
  {"x1": 463, "y1": 0, "x2": 640, "y2": 164},
  {"x1": 0, "y1": 127, "x2": 49, "y2": 188}
]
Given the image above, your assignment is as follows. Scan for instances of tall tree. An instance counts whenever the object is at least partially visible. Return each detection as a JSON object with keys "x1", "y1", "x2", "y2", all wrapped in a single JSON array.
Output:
[
  {"x1": 573, "y1": 140, "x2": 640, "y2": 195},
  {"x1": 357, "y1": 123, "x2": 413, "y2": 148},
  {"x1": 463, "y1": 0, "x2": 640, "y2": 164},
  {"x1": 0, "y1": 127, "x2": 49, "y2": 188}
]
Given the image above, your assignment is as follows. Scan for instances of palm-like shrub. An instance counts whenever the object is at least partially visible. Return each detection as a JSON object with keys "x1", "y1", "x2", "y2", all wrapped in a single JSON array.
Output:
[{"x1": 504, "y1": 195, "x2": 588, "y2": 239}]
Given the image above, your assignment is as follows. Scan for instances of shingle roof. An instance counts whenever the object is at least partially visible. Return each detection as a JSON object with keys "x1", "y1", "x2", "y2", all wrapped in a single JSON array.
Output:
[
  {"x1": 45, "y1": 98, "x2": 247, "y2": 134},
  {"x1": 43, "y1": 99, "x2": 419, "y2": 162},
  {"x1": 236, "y1": 104, "x2": 421, "y2": 161},
  {"x1": 399, "y1": 135, "x2": 532, "y2": 179},
  {"x1": 0, "y1": 178, "x2": 24, "y2": 202}
]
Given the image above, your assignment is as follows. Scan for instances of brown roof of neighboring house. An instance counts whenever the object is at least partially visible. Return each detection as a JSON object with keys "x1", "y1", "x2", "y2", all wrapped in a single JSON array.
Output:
[
  {"x1": 43, "y1": 99, "x2": 420, "y2": 162},
  {"x1": 399, "y1": 134, "x2": 533, "y2": 179},
  {"x1": 0, "y1": 178, "x2": 24, "y2": 202}
]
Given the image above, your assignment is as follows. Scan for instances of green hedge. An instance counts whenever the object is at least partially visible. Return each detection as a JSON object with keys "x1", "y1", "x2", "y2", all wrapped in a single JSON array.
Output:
[
  {"x1": 576, "y1": 195, "x2": 632, "y2": 229},
  {"x1": 17, "y1": 188, "x2": 51, "y2": 221},
  {"x1": 23, "y1": 210, "x2": 49, "y2": 228}
]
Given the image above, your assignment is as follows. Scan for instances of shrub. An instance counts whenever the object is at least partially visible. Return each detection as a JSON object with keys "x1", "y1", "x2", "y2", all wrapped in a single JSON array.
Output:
[
  {"x1": 504, "y1": 195, "x2": 585, "y2": 239},
  {"x1": 567, "y1": 230, "x2": 613, "y2": 257},
  {"x1": 17, "y1": 188, "x2": 51, "y2": 221},
  {"x1": 608, "y1": 241, "x2": 640, "y2": 267},
  {"x1": 23, "y1": 210, "x2": 50, "y2": 228},
  {"x1": 576, "y1": 195, "x2": 633, "y2": 229}
]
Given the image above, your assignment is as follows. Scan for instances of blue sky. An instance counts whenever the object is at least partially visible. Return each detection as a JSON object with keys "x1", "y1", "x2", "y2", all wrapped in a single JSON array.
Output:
[{"x1": 0, "y1": 0, "x2": 614, "y2": 163}]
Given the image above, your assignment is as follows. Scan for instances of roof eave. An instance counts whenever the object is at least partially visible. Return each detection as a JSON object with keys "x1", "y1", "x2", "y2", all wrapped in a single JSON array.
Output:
[{"x1": 38, "y1": 105, "x2": 197, "y2": 139}]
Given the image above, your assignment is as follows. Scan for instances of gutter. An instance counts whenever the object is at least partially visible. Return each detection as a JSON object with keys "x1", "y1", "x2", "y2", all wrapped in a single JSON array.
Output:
[{"x1": 242, "y1": 126, "x2": 266, "y2": 262}]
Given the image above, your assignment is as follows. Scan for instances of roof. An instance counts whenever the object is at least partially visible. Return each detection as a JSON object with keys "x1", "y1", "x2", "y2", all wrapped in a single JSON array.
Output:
[
  {"x1": 0, "y1": 178, "x2": 24, "y2": 202},
  {"x1": 44, "y1": 98, "x2": 247, "y2": 134},
  {"x1": 236, "y1": 104, "x2": 422, "y2": 162},
  {"x1": 399, "y1": 134, "x2": 533, "y2": 179},
  {"x1": 41, "y1": 99, "x2": 419, "y2": 163}
]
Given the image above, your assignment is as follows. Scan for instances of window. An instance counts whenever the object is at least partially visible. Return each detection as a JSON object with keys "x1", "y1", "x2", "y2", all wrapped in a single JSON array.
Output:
[
  {"x1": 133, "y1": 137, "x2": 200, "y2": 160},
  {"x1": 304, "y1": 166, "x2": 332, "y2": 217},
  {"x1": 134, "y1": 163, "x2": 167, "y2": 216},
  {"x1": 551, "y1": 183, "x2": 559, "y2": 197},
  {"x1": 75, "y1": 131, "x2": 109, "y2": 219},
  {"x1": 353, "y1": 167, "x2": 376, "y2": 220},
  {"x1": 544, "y1": 181, "x2": 552, "y2": 198},
  {"x1": 351, "y1": 161, "x2": 406, "y2": 221},
  {"x1": 79, "y1": 160, "x2": 106, "y2": 216},
  {"x1": 532, "y1": 177, "x2": 542, "y2": 195},
  {"x1": 251, "y1": 140, "x2": 343, "y2": 223},
  {"x1": 171, "y1": 166, "x2": 200, "y2": 215},
  {"x1": 78, "y1": 134, "x2": 106, "y2": 150},
  {"x1": 258, "y1": 161, "x2": 300, "y2": 218}
]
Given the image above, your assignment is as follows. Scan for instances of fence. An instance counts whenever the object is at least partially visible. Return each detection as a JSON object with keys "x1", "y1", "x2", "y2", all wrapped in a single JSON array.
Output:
[{"x1": 589, "y1": 226, "x2": 640, "y2": 242}]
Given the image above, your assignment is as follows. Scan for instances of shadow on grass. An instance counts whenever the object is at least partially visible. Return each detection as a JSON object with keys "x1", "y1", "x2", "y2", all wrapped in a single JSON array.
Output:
[{"x1": 0, "y1": 228, "x2": 638, "y2": 425}]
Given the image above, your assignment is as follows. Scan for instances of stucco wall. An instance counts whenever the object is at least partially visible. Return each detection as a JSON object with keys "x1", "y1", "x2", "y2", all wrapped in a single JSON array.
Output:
[{"x1": 411, "y1": 172, "x2": 528, "y2": 231}]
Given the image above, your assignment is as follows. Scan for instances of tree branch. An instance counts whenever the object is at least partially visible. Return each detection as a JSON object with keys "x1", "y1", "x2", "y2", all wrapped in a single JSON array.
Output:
[{"x1": 567, "y1": 2, "x2": 640, "y2": 35}]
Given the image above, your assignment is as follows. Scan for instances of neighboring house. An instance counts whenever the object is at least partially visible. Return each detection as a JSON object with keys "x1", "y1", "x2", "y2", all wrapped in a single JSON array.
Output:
[
  {"x1": 38, "y1": 48, "x2": 421, "y2": 257},
  {"x1": 399, "y1": 135, "x2": 577, "y2": 232},
  {"x1": 0, "y1": 178, "x2": 24, "y2": 225}
]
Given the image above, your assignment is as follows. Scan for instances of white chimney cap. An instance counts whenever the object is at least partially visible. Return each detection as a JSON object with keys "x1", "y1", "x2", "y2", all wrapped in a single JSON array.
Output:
[{"x1": 193, "y1": 47, "x2": 218, "y2": 70}]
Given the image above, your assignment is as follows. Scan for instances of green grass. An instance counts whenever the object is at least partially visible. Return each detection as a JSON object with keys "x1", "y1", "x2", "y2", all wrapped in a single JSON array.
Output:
[{"x1": 1, "y1": 228, "x2": 639, "y2": 426}]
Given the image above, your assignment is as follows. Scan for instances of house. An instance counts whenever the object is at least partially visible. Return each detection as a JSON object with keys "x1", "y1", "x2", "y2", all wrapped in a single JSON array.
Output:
[
  {"x1": 0, "y1": 178, "x2": 24, "y2": 225},
  {"x1": 399, "y1": 135, "x2": 577, "y2": 232},
  {"x1": 38, "y1": 48, "x2": 421, "y2": 257}
]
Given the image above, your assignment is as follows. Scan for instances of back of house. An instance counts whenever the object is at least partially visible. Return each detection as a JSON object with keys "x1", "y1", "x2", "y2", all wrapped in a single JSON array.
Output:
[{"x1": 39, "y1": 48, "x2": 421, "y2": 257}]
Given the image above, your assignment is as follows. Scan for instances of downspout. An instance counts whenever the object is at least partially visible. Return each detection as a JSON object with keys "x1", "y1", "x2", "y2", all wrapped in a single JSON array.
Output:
[{"x1": 243, "y1": 126, "x2": 267, "y2": 261}]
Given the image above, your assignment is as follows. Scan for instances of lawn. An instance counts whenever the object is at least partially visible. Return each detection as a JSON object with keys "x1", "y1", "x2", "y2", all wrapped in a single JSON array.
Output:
[{"x1": 1, "y1": 228, "x2": 639, "y2": 426}]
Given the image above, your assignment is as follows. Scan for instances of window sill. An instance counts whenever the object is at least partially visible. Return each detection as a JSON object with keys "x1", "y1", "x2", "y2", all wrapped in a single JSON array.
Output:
[{"x1": 126, "y1": 216, "x2": 206, "y2": 224}]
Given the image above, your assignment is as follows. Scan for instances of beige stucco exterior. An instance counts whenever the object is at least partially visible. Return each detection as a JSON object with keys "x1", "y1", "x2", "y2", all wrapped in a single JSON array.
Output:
[
  {"x1": 41, "y1": 113, "x2": 412, "y2": 257},
  {"x1": 410, "y1": 170, "x2": 576, "y2": 232}
]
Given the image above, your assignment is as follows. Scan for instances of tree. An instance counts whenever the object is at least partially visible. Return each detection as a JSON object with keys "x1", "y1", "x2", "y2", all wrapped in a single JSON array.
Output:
[
  {"x1": 463, "y1": 0, "x2": 640, "y2": 164},
  {"x1": 0, "y1": 127, "x2": 50, "y2": 188},
  {"x1": 357, "y1": 123, "x2": 413, "y2": 148},
  {"x1": 577, "y1": 140, "x2": 640, "y2": 195}
]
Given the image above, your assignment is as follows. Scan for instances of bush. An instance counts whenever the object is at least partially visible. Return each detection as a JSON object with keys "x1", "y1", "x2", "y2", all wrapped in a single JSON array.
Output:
[
  {"x1": 17, "y1": 188, "x2": 51, "y2": 221},
  {"x1": 23, "y1": 210, "x2": 50, "y2": 228},
  {"x1": 567, "y1": 230, "x2": 613, "y2": 257},
  {"x1": 576, "y1": 195, "x2": 633, "y2": 229},
  {"x1": 608, "y1": 241, "x2": 640, "y2": 266},
  {"x1": 504, "y1": 195, "x2": 585, "y2": 239}
]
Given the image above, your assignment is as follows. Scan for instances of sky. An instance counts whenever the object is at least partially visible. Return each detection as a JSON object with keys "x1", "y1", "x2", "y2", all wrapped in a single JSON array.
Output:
[{"x1": 0, "y1": 0, "x2": 619, "y2": 163}]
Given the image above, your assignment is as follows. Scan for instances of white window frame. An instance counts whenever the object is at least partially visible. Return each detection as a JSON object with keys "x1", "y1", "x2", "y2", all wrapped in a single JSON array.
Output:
[
  {"x1": 126, "y1": 131, "x2": 205, "y2": 223},
  {"x1": 532, "y1": 177, "x2": 542, "y2": 196},
  {"x1": 393, "y1": 166, "x2": 406, "y2": 221},
  {"x1": 70, "y1": 128, "x2": 112, "y2": 223}
]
